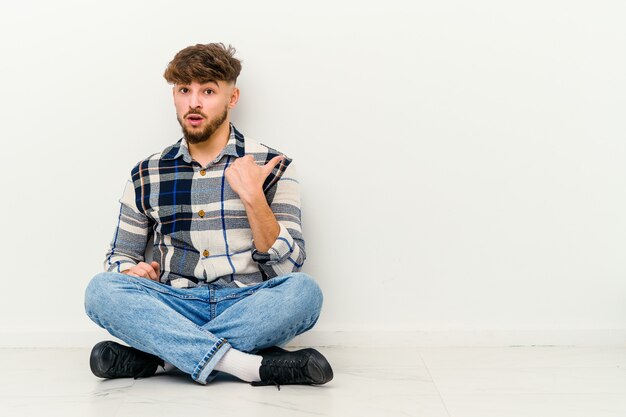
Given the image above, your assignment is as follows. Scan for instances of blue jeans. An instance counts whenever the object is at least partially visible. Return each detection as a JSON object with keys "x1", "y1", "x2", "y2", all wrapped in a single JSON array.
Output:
[{"x1": 84, "y1": 271, "x2": 323, "y2": 384}]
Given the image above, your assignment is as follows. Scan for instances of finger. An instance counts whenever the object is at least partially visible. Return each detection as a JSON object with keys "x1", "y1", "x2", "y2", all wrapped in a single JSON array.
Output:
[
  {"x1": 143, "y1": 264, "x2": 158, "y2": 280},
  {"x1": 150, "y1": 262, "x2": 161, "y2": 281},
  {"x1": 129, "y1": 269, "x2": 146, "y2": 278},
  {"x1": 137, "y1": 263, "x2": 157, "y2": 280},
  {"x1": 126, "y1": 271, "x2": 140, "y2": 278},
  {"x1": 134, "y1": 267, "x2": 148, "y2": 278},
  {"x1": 262, "y1": 155, "x2": 284, "y2": 177}
]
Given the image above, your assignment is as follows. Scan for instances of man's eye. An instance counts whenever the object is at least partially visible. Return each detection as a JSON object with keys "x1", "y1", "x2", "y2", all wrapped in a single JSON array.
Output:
[
  {"x1": 204, "y1": 89, "x2": 214, "y2": 95},
  {"x1": 179, "y1": 88, "x2": 188, "y2": 93}
]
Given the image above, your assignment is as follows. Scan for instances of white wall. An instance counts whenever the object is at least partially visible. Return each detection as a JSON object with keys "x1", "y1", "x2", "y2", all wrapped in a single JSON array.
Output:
[{"x1": 0, "y1": 0, "x2": 624, "y2": 347}]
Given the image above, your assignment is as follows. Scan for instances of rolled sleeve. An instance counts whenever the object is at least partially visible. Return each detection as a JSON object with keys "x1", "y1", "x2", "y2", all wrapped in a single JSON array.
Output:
[
  {"x1": 251, "y1": 223, "x2": 296, "y2": 265},
  {"x1": 103, "y1": 176, "x2": 152, "y2": 273},
  {"x1": 251, "y1": 160, "x2": 306, "y2": 277}
]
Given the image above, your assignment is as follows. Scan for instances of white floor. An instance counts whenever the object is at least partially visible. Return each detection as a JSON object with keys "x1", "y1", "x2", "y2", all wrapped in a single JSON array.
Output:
[{"x1": 1, "y1": 346, "x2": 626, "y2": 417}]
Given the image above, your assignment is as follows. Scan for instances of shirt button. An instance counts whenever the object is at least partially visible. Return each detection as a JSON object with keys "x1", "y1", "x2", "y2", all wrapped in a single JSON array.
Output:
[
  {"x1": 203, "y1": 249, "x2": 209, "y2": 257},
  {"x1": 200, "y1": 169, "x2": 206, "y2": 176},
  {"x1": 198, "y1": 210, "x2": 205, "y2": 218}
]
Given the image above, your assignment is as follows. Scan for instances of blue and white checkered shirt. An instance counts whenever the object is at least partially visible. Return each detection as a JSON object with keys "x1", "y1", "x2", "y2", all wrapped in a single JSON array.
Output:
[{"x1": 104, "y1": 124, "x2": 305, "y2": 288}]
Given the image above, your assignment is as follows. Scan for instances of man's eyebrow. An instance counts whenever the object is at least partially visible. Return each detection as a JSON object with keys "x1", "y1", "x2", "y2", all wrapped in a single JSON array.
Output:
[
  {"x1": 176, "y1": 81, "x2": 219, "y2": 88},
  {"x1": 200, "y1": 80, "x2": 219, "y2": 88}
]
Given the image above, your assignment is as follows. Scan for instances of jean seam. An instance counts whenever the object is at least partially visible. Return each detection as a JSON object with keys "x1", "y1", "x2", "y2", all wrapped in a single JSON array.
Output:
[
  {"x1": 213, "y1": 290, "x2": 257, "y2": 303},
  {"x1": 122, "y1": 274, "x2": 205, "y2": 301},
  {"x1": 211, "y1": 279, "x2": 274, "y2": 303},
  {"x1": 114, "y1": 273, "x2": 191, "y2": 298},
  {"x1": 131, "y1": 278, "x2": 226, "y2": 360},
  {"x1": 210, "y1": 301, "x2": 216, "y2": 321},
  {"x1": 192, "y1": 338, "x2": 229, "y2": 382}
]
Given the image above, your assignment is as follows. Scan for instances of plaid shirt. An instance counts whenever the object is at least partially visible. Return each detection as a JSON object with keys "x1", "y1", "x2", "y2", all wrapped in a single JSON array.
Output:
[{"x1": 104, "y1": 124, "x2": 305, "y2": 288}]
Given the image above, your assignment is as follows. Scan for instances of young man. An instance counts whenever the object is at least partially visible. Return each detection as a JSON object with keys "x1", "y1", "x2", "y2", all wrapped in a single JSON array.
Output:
[{"x1": 84, "y1": 43, "x2": 333, "y2": 387}]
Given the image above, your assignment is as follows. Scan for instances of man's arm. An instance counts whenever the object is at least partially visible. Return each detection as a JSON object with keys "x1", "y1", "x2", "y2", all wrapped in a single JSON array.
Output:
[
  {"x1": 103, "y1": 176, "x2": 153, "y2": 275},
  {"x1": 225, "y1": 155, "x2": 306, "y2": 277},
  {"x1": 240, "y1": 192, "x2": 281, "y2": 252}
]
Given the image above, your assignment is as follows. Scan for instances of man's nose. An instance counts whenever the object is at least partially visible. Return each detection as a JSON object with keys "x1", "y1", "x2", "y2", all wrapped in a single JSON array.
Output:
[{"x1": 188, "y1": 92, "x2": 202, "y2": 109}]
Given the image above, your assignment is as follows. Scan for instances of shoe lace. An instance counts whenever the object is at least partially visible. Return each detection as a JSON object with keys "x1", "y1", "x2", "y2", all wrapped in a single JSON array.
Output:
[
  {"x1": 107, "y1": 348, "x2": 155, "y2": 379},
  {"x1": 263, "y1": 357, "x2": 307, "y2": 390}
]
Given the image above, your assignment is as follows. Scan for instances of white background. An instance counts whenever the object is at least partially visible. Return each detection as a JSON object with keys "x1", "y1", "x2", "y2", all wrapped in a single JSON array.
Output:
[{"x1": 0, "y1": 0, "x2": 624, "y2": 346}]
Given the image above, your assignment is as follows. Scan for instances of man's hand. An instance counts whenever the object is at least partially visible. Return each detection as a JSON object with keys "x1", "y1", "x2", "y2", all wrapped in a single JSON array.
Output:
[
  {"x1": 225, "y1": 154, "x2": 284, "y2": 203},
  {"x1": 122, "y1": 261, "x2": 161, "y2": 281}
]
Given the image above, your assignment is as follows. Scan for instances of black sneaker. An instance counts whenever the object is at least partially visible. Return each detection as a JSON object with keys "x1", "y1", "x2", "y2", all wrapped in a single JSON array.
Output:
[
  {"x1": 251, "y1": 346, "x2": 333, "y2": 388},
  {"x1": 89, "y1": 341, "x2": 164, "y2": 379}
]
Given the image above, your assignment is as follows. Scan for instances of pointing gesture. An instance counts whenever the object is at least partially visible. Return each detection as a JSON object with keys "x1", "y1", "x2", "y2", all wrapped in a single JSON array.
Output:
[{"x1": 225, "y1": 154, "x2": 284, "y2": 203}]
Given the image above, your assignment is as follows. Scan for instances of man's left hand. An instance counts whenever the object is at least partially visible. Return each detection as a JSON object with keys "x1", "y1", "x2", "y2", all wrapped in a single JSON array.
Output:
[{"x1": 225, "y1": 154, "x2": 284, "y2": 203}]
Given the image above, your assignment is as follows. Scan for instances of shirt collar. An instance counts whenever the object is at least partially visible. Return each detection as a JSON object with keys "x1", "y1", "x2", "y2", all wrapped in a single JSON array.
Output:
[{"x1": 161, "y1": 123, "x2": 246, "y2": 162}]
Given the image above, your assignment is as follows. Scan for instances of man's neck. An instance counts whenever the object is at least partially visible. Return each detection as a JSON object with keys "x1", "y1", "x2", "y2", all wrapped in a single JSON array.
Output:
[{"x1": 187, "y1": 120, "x2": 231, "y2": 167}]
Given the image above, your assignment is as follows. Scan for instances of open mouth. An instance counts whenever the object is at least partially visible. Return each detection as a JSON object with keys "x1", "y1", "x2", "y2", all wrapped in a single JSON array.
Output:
[{"x1": 186, "y1": 114, "x2": 204, "y2": 127}]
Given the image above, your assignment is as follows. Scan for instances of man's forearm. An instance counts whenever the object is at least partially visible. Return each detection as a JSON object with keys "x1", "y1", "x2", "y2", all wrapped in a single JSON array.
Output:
[{"x1": 241, "y1": 192, "x2": 280, "y2": 252}]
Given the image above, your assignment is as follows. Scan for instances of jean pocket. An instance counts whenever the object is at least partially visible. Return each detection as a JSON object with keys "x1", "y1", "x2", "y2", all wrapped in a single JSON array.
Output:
[
  {"x1": 212, "y1": 281, "x2": 268, "y2": 302},
  {"x1": 129, "y1": 275, "x2": 206, "y2": 301}
]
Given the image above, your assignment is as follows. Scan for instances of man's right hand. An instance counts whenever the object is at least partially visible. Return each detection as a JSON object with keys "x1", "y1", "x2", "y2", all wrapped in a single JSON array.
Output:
[{"x1": 122, "y1": 261, "x2": 161, "y2": 281}]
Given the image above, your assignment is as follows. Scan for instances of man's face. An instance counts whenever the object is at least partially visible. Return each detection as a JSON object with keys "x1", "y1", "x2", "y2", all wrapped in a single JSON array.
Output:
[{"x1": 173, "y1": 80, "x2": 239, "y2": 144}]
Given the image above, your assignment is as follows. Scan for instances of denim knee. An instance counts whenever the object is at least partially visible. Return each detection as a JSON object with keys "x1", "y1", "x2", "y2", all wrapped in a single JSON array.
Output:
[
  {"x1": 84, "y1": 272, "x2": 121, "y2": 320},
  {"x1": 284, "y1": 272, "x2": 323, "y2": 322}
]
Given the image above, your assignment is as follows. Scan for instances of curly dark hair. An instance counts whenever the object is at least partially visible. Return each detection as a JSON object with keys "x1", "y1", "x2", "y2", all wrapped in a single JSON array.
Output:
[{"x1": 164, "y1": 43, "x2": 242, "y2": 84}]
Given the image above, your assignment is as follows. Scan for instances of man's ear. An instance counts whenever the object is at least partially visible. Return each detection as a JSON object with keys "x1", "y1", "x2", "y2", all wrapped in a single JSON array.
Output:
[{"x1": 229, "y1": 87, "x2": 240, "y2": 109}]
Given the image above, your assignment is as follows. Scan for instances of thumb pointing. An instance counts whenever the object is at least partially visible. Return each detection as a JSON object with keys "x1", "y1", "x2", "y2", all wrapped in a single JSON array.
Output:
[{"x1": 263, "y1": 155, "x2": 284, "y2": 177}]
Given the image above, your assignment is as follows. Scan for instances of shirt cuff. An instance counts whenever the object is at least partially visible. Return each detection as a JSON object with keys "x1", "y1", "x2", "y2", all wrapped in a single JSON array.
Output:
[
  {"x1": 251, "y1": 223, "x2": 295, "y2": 265},
  {"x1": 105, "y1": 261, "x2": 137, "y2": 274}
]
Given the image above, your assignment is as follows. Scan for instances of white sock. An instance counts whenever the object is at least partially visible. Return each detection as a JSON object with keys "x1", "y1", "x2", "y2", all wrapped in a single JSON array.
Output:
[{"x1": 214, "y1": 349, "x2": 262, "y2": 382}]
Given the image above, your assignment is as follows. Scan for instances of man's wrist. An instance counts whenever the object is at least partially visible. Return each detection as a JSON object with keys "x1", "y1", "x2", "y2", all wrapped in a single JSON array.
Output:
[{"x1": 240, "y1": 190, "x2": 266, "y2": 208}]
